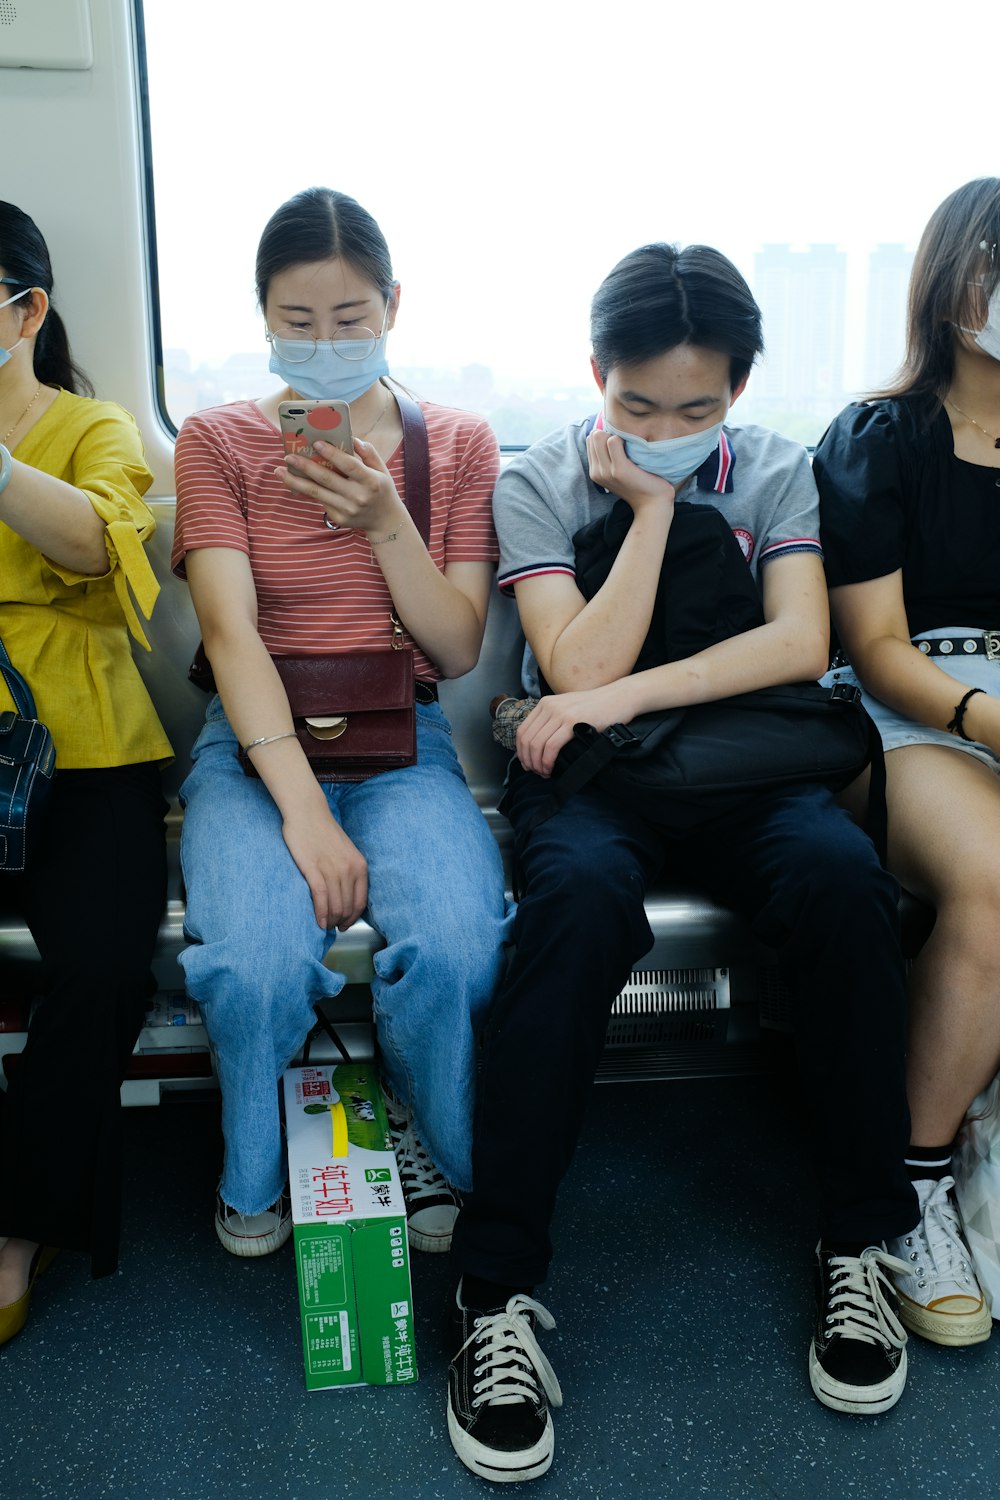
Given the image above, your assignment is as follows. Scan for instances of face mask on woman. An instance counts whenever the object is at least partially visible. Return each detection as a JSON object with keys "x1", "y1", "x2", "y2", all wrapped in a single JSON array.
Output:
[
  {"x1": 267, "y1": 301, "x2": 392, "y2": 403},
  {"x1": 268, "y1": 338, "x2": 391, "y2": 403},
  {"x1": 0, "y1": 286, "x2": 31, "y2": 369},
  {"x1": 601, "y1": 414, "x2": 725, "y2": 486},
  {"x1": 970, "y1": 284, "x2": 1000, "y2": 363}
]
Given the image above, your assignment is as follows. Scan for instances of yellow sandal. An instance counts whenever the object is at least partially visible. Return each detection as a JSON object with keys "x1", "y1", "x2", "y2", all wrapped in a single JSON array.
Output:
[{"x1": 0, "y1": 1244, "x2": 58, "y2": 1347}]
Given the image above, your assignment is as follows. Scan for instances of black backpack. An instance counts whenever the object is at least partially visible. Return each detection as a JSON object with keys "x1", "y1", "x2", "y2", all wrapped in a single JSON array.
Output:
[{"x1": 526, "y1": 495, "x2": 884, "y2": 850}]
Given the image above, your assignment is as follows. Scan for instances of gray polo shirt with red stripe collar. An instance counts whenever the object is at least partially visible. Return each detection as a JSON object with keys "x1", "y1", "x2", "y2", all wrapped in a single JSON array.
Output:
[{"x1": 494, "y1": 416, "x2": 822, "y2": 696}]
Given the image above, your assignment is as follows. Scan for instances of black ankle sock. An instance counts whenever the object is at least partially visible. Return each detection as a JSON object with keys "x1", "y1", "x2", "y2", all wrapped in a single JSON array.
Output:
[
  {"x1": 904, "y1": 1144, "x2": 953, "y2": 1183},
  {"x1": 460, "y1": 1273, "x2": 534, "y2": 1311},
  {"x1": 821, "y1": 1240, "x2": 871, "y2": 1259}
]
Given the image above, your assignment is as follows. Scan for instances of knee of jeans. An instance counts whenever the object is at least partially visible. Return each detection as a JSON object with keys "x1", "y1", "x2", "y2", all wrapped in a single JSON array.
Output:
[
  {"x1": 373, "y1": 926, "x2": 504, "y2": 1016},
  {"x1": 443, "y1": 939, "x2": 509, "y2": 1017},
  {"x1": 180, "y1": 936, "x2": 342, "y2": 1025}
]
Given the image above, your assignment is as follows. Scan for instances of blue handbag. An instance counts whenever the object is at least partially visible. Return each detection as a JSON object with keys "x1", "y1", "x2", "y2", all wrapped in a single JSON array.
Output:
[{"x1": 0, "y1": 637, "x2": 56, "y2": 872}]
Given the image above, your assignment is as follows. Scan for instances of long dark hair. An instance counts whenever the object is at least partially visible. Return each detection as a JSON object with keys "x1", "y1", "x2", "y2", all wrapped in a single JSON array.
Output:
[
  {"x1": 871, "y1": 178, "x2": 1000, "y2": 411},
  {"x1": 255, "y1": 187, "x2": 395, "y2": 310},
  {"x1": 0, "y1": 201, "x2": 94, "y2": 397},
  {"x1": 590, "y1": 243, "x2": 764, "y2": 392}
]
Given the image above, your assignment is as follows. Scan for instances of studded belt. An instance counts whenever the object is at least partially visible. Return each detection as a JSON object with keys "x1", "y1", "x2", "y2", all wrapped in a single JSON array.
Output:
[
  {"x1": 916, "y1": 632, "x2": 1000, "y2": 659},
  {"x1": 414, "y1": 680, "x2": 439, "y2": 703}
]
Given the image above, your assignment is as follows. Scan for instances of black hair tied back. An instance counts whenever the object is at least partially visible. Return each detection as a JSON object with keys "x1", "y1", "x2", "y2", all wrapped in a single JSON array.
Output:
[{"x1": 0, "y1": 199, "x2": 93, "y2": 396}]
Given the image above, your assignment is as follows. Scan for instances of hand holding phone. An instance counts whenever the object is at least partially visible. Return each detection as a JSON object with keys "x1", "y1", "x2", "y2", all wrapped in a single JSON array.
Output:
[{"x1": 278, "y1": 400, "x2": 354, "y2": 468}]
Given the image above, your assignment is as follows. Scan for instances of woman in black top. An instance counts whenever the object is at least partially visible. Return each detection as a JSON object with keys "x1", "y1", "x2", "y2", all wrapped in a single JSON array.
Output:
[{"x1": 813, "y1": 177, "x2": 1000, "y2": 1353}]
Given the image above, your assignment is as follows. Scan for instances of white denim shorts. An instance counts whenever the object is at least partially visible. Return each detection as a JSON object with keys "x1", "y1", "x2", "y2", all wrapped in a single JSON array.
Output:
[{"x1": 821, "y1": 626, "x2": 1000, "y2": 773}]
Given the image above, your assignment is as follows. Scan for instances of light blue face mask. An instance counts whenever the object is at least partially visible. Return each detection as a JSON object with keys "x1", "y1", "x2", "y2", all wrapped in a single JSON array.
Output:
[
  {"x1": 602, "y1": 414, "x2": 725, "y2": 486},
  {"x1": 268, "y1": 337, "x2": 391, "y2": 402},
  {"x1": 267, "y1": 300, "x2": 392, "y2": 403},
  {"x1": 0, "y1": 286, "x2": 31, "y2": 369}
]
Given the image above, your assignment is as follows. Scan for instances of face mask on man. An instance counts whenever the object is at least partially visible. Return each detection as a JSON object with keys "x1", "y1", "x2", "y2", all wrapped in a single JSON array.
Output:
[
  {"x1": 601, "y1": 414, "x2": 725, "y2": 486},
  {"x1": 0, "y1": 286, "x2": 31, "y2": 369}
]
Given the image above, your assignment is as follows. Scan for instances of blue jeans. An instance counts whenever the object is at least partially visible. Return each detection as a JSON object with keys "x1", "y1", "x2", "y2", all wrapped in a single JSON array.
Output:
[{"x1": 178, "y1": 697, "x2": 513, "y2": 1214}]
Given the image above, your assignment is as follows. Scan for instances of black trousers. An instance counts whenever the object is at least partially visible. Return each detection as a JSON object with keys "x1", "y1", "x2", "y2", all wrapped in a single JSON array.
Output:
[
  {"x1": 453, "y1": 768, "x2": 919, "y2": 1288},
  {"x1": 0, "y1": 763, "x2": 167, "y2": 1276}
]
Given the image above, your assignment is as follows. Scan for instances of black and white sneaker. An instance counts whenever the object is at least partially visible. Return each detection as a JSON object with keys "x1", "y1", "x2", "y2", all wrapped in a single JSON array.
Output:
[
  {"x1": 384, "y1": 1093, "x2": 459, "y2": 1253},
  {"x1": 447, "y1": 1281, "x2": 563, "y2": 1484},
  {"x1": 809, "y1": 1243, "x2": 909, "y2": 1415}
]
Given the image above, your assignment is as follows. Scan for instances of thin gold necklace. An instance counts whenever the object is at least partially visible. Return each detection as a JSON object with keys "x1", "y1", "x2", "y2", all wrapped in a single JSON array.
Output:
[
  {"x1": 2, "y1": 383, "x2": 42, "y2": 447},
  {"x1": 945, "y1": 396, "x2": 1000, "y2": 449},
  {"x1": 358, "y1": 389, "x2": 392, "y2": 443}
]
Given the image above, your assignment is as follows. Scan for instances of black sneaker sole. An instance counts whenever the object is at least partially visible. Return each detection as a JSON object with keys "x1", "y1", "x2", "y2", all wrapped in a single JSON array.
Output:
[{"x1": 447, "y1": 1399, "x2": 554, "y2": 1483}]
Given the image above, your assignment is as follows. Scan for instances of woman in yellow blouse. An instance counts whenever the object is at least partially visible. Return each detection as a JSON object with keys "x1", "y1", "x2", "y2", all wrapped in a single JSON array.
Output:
[{"x1": 0, "y1": 201, "x2": 171, "y2": 1343}]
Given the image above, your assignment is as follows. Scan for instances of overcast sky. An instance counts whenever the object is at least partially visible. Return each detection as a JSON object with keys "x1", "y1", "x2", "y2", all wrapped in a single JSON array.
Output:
[{"x1": 143, "y1": 0, "x2": 998, "y2": 392}]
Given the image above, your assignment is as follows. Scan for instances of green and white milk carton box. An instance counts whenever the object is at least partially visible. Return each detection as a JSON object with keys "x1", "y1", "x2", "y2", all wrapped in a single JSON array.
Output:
[{"x1": 283, "y1": 1062, "x2": 417, "y2": 1391}]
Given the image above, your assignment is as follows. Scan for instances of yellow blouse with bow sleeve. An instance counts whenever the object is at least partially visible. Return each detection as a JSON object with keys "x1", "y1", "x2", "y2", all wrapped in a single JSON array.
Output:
[{"x1": 0, "y1": 389, "x2": 172, "y2": 768}]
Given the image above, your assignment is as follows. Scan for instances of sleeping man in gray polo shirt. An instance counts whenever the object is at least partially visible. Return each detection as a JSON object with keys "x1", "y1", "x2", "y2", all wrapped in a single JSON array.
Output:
[{"x1": 444, "y1": 241, "x2": 919, "y2": 1485}]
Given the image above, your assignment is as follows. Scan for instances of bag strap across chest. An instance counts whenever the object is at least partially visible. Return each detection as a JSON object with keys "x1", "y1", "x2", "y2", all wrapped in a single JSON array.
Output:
[
  {"x1": 392, "y1": 386, "x2": 430, "y2": 545},
  {"x1": 189, "y1": 387, "x2": 430, "y2": 693}
]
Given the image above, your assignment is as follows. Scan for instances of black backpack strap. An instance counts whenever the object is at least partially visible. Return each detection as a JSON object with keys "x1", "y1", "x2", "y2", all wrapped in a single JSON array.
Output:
[{"x1": 518, "y1": 722, "x2": 635, "y2": 837}]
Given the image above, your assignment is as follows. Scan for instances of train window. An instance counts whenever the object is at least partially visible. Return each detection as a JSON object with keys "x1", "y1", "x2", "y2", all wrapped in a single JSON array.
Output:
[{"x1": 140, "y1": 0, "x2": 996, "y2": 448}]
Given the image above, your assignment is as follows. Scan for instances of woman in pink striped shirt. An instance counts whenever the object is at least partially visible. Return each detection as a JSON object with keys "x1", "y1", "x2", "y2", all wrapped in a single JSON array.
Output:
[{"x1": 173, "y1": 188, "x2": 512, "y2": 1260}]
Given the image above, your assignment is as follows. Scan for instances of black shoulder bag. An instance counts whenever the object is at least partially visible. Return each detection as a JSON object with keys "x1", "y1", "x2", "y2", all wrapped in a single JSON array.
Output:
[
  {"x1": 526, "y1": 498, "x2": 886, "y2": 855},
  {"x1": 0, "y1": 636, "x2": 57, "y2": 872}
]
